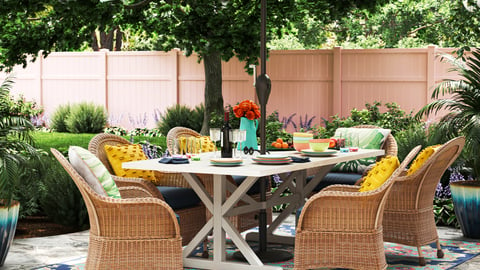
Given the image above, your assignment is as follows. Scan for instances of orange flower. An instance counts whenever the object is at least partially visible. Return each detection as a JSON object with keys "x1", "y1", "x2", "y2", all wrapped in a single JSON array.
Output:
[
  {"x1": 233, "y1": 105, "x2": 244, "y2": 118},
  {"x1": 245, "y1": 110, "x2": 255, "y2": 120},
  {"x1": 233, "y1": 99, "x2": 260, "y2": 119},
  {"x1": 241, "y1": 102, "x2": 251, "y2": 112},
  {"x1": 253, "y1": 109, "x2": 261, "y2": 119}
]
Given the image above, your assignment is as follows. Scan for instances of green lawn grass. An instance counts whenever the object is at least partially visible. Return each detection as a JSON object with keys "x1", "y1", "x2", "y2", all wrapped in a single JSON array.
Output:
[{"x1": 33, "y1": 131, "x2": 167, "y2": 154}]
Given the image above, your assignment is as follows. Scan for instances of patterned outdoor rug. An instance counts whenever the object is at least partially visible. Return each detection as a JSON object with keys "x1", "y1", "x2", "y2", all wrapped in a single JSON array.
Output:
[{"x1": 33, "y1": 224, "x2": 480, "y2": 270}]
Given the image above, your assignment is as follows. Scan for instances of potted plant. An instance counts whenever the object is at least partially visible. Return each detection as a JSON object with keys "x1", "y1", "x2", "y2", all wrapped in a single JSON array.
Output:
[
  {"x1": 0, "y1": 75, "x2": 39, "y2": 265},
  {"x1": 417, "y1": 48, "x2": 480, "y2": 238}
]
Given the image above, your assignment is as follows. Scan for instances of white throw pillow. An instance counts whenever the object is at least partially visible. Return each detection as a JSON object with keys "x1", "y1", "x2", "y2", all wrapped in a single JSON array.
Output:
[{"x1": 68, "y1": 146, "x2": 121, "y2": 199}]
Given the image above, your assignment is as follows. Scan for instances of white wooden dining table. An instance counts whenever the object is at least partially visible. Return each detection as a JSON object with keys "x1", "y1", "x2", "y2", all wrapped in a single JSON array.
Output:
[{"x1": 123, "y1": 148, "x2": 384, "y2": 270}]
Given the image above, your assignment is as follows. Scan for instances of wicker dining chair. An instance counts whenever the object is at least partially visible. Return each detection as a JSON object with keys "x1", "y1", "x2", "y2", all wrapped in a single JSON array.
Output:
[
  {"x1": 383, "y1": 136, "x2": 465, "y2": 266},
  {"x1": 51, "y1": 148, "x2": 183, "y2": 270},
  {"x1": 88, "y1": 133, "x2": 206, "y2": 246},
  {"x1": 166, "y1": 126, "x2": 272, "y2": 233},
  {"x1": 294, "y1": 145, "x2": 421, "y2": 270}
]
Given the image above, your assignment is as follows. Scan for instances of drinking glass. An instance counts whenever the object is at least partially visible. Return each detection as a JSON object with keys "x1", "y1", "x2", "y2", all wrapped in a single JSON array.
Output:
[
  {"x1": 209, "y1": 128, "x2": 221, "y2": 157},
  {"x1": 346, "y1": 132, "x2": 359, "y2": 152},
  {"x1": 237, "y1": 129, "x2": 247, "y2": 158},
  {"x1": 232, "y1": 129, "x2": 242, "y2": 158}
]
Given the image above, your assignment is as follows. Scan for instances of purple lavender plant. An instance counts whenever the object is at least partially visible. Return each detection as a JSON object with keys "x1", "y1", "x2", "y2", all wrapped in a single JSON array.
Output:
[
  {"x1": 128, "y1": 112, "x2": 148, "y2": 128},
  {"x1": 108, "y1": 113, "x2": 124, "y2": 127},
  {"x1": 140, "y1": 140, "x2": 162, "y2": 159},
  {"x1": 435, "y1": 167, "x2": 467, "y2": 199},
  {"x1": 152, "y1": 108, "x2": 162, "y2": 124},
  {"x1": 298, "y1": 114, "x2": 316, "y2": 130},
  {"x1": 281, "y1": 113, "x2": 297, "y2": 130},
  {"x1": 30, "y1": 114, "x2": 48, "y2": 127},
  {"x1": 272, "y1": 174, "x2": 282, "y2": 188}
]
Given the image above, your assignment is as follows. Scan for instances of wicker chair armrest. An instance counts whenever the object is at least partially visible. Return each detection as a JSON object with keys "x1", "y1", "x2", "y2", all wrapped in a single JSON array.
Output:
[
  {"x1": 321, "y1": 184, "x2": 361, "y2": 192},
  {"x1": 154, "y1": 171, "x2": 190, "y2": 188},
  {"x1": 93, "y1": 196, "x2": 181, "y2": 239},
  {"x1": 119, "y1": 186, "x2": 156, "y2": 198},
  {"x1": 112, "y1": 175, "x2": 165, "y2": 200}
]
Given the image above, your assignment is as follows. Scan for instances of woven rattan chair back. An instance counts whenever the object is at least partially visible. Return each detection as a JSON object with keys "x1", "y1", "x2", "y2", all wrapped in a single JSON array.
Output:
[
  {"x1": 294, "y1": 145, "x2": 421, "y2": 270},
  {"x1": 166, "y1": 126, "x2": 201, "y2": 155},
  {"x1": 383, "y1": 136, "x2": 465, "y2": 266},
  {"x1": 88, "y1": 133, "x2": 130, "y2": 174},
  {"x1": 50, "y1": 148, "x2": 183, "y2": 270}
]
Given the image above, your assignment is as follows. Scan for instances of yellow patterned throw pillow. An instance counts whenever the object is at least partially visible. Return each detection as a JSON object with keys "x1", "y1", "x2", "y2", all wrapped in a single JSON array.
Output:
[
  {"x1": 359, "y1": 155, "x2": 400, "y2": 192},
  {"x1": 407, "y1": 145, "x2": 441, "y2": 176},
  {"x1": 200, "y1": 136, "x2": 216, "y2": 152},
  {"x1": 178, "y1": 136, "x2": 216, "y2": 154},
  {"x1": 104, "y1": 144, "x2": 158, "y2": 183}
]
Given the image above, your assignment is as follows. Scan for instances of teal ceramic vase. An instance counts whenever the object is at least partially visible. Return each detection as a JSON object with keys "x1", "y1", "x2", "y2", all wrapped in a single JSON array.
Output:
[
  {"x1": 238, "y1": 117, "x2": 258, "y2": 150},
  {"x1": 0, "y1": 200, "x2": 20, "y2": 266},
  {"x1": 450, "y1": 181, "x2": 480, "y2": 239}
]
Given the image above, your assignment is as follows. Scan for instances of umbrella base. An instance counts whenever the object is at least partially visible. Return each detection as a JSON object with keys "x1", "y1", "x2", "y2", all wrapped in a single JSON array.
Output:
[{"x1": 232, "y1": 249, "x2": 293, "y2": 263}]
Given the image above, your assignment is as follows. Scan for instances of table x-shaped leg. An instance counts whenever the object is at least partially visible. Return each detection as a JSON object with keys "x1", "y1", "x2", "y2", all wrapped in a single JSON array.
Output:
[{"x1": 182, "y1": 173, "x2": 282, "y2": 270}]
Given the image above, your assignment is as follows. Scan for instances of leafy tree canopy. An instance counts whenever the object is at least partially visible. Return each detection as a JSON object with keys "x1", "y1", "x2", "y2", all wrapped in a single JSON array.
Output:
[
  {"x1": 0, "y1": 0, "x2": 387, "y2": 132},
  {"x1": 0, "y1": 0, "x2": 387, "y2": 70},
  {"x1": 274, "y1": 0, "x2": 480, "y2": 49}
]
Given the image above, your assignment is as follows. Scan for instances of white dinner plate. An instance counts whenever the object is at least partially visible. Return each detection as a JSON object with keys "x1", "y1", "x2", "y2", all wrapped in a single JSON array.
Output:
[{"x1": 300, "y1": 149, "x2": 338, "y2": 157}]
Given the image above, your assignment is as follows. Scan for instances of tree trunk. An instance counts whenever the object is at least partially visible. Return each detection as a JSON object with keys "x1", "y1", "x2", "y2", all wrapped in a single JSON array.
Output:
[{"x1": 201, "y1": 52, "x2": 224, "y2": 135}]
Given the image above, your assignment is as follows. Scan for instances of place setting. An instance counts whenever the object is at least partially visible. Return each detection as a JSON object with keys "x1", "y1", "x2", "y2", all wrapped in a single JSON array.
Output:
[
  {"x1": 209, "y1": 157, "x2": 243, "y2": 166},
  {"x1": 293, "y1": 137, "x2": 339, "y2": 157},
  {"x1": 252, "y1": 154, "x2": 293, "y2": 165}
]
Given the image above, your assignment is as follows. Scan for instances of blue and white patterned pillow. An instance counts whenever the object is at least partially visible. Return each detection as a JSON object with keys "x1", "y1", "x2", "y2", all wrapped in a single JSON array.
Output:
[{"x1": 68, "y1": 146, "x2": 121, "y2": 199}]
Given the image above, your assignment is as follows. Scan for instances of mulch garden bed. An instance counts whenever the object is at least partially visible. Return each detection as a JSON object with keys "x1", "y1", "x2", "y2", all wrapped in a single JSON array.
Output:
[{"x1": 14, "y1": 215, "x2": 81, "y2": 239}]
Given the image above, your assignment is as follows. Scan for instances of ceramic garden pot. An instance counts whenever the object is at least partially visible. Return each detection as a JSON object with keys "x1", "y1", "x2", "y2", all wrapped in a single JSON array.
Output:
[
  {"x1": 0, "y1": 200, "x2": 20, "y2": 266},
  {"x1": 450, "y1": 180, "x2": 480, "y2": 239},
  {"x1": 238, "y1": 117, "x2": 258, "y2": 150}
]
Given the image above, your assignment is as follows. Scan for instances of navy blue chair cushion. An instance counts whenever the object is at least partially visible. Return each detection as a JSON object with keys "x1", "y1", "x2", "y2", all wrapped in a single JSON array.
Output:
[
  {"x1": 232, "y1": 175, "x2": 269, "y2": 195},
  {"x1": 296, "y1": 206, "x2": 303, "y2": 227},
  {"x1": 157, "y1": 186, "x2": 201, "y2": 210},
  {"x1": 308, "y1": 172, "x2": 363, "y2": 192}
]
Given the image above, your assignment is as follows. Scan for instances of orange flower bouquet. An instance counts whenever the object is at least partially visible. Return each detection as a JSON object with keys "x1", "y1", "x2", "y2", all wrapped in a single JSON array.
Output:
[{"x1": 233, "y1": 100, "x2": 261, "y2": 120}]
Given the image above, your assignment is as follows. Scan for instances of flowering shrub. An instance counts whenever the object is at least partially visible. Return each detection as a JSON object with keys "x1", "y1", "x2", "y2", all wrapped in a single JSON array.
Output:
[{"x1": 233, "y1": 100, "x2": 261, "y2": 120}]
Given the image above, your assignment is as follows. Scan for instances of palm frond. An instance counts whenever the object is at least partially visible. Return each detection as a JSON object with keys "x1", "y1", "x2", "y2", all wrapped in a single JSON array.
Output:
[{"x1": 424, "y1": 49, "x2": 480, "y2": 177}]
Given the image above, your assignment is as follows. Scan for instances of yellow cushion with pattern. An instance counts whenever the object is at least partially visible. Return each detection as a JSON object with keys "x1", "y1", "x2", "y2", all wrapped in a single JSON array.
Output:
[
  {"x1": 104, "y1": 144, "x2": 158, "y2": 184},
  {"x1": 407, "y1": 145, "x2": 441, "y2": 175},
  {"x1": 200, "y1": 136, "x2": 216, "y2": 152},
  {"x1": 359, "y1": 155, "x2": 400, "y2": 192}
]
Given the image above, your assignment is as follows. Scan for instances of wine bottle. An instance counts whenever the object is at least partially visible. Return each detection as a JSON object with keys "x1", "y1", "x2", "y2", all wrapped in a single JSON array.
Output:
[{"x1": 221, "y1": 110, "x2": 233, "y2": 158}]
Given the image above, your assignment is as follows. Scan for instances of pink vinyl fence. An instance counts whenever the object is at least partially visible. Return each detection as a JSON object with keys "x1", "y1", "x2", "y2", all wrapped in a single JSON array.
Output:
[{"x1": 1, "y1": 46, "x2": 459, "y2": 132}]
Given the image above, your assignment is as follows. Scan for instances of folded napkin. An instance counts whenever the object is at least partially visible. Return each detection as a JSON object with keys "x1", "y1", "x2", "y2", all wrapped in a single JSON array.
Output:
[
  {"x1": 289, "y1": 156, "x2": 310, "y2": 163},
  {"x1": 159, "y1": 157, "x2": 190, "y2": 164}
]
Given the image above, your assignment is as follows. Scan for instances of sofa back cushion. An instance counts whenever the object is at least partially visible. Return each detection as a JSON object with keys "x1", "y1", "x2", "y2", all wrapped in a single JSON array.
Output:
[{"x1": 332, "y1": 127, "x2": 391, "y2": 174}]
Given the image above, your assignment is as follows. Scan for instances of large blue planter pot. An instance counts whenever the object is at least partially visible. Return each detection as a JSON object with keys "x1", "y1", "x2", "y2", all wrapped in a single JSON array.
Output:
[
  {"x1": 0, "y1": 200, "x2": 20, "y2": 266},
  {"x1": 451, "y1": 181, "x2": 480, "y2": 239}
]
